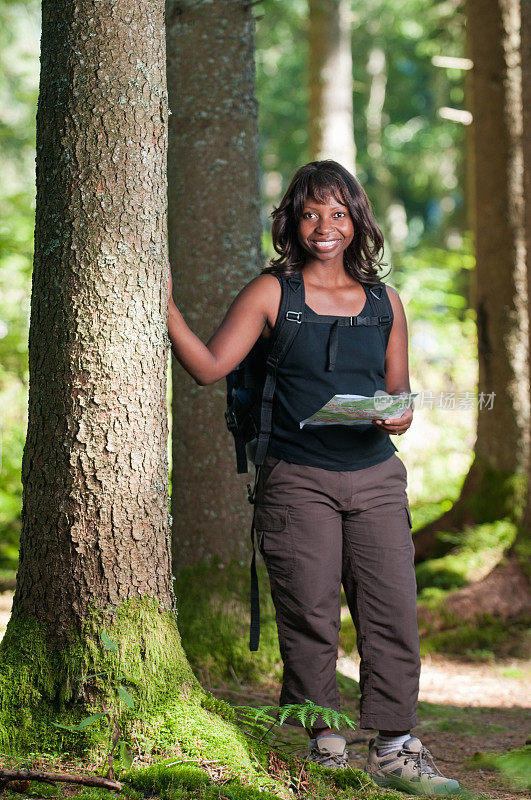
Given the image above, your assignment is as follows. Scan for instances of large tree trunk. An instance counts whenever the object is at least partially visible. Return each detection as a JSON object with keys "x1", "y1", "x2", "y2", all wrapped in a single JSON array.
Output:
[
  {"x1": 14, "y1": 0, "x2": 172, "y2": 640},
  {"x1": 308, "y1": 0, "x2": 355, "y2": 172},
  {"x1": 166, "y1": 0, "x2": 262, "y2": 569},
  {"x1": 0, "y1": 3, "x2": 276, "y2": 783},
  {"x1": 414, "y1": 0, "x2": 528, "y2": 561}
]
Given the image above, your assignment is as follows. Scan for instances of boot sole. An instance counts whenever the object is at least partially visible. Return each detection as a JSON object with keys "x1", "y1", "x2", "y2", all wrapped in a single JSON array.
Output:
[{"x1": 369, "y1": 773, "x2": 461, "y2": 796}]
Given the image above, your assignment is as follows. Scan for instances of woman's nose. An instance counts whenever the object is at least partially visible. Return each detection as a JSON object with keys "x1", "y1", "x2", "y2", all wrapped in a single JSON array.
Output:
[{"x1": 315, "y1": 217, "x2": 333, "y2": 233}]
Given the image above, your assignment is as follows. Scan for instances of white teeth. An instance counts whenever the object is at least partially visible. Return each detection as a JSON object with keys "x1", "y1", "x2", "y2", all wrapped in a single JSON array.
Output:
[{"x1": 313, "y1": 240, "x2": 339, "y2": 250}]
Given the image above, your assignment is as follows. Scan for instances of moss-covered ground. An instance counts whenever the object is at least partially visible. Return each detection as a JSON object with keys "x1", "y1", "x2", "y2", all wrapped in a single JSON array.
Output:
[{"x1": 0, "y1": 597, "x2": 283, "y2": 795}]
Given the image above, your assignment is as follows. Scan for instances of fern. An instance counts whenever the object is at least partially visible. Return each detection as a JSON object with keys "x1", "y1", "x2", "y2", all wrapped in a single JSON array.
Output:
[{"x1": 234, "y1": 699, "x2": 356, "y2": 745}]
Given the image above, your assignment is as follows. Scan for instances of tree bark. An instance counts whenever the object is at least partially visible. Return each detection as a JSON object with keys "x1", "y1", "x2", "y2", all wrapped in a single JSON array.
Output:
[
  {"x1": 308, "y1": 0, "x2": 356, "y2": 172},
  {"x1": 414, "y1": 0, "x2": 528, "y2": 561},
  {"x1": 13, "y1": 0, "x2": 173, "y2": 637},
  {"x1": 166, "y1": 0, "x2": 262, "y2": 569}
]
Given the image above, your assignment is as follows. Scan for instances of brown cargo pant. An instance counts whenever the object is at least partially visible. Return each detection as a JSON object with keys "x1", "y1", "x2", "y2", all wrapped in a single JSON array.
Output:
[{"x1": 254, "y1": 452, "x2": 420, "y2": 731}]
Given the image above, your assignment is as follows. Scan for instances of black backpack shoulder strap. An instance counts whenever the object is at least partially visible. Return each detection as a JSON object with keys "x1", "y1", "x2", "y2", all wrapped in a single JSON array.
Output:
[
  {"x1": 249, "y1": 271, "x2": 305, "y2": 652},
  {"x1": 364, "y1": 281, "x2": 393, "y2": 351},
  {"x1": 253, "y1": 272, "x2": 305, "y2": 467}
]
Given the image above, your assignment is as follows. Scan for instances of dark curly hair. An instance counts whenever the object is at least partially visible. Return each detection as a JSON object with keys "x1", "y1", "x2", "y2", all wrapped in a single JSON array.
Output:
[{"x1": 263, "y1": 160, "x2": 389, "y2": 285}]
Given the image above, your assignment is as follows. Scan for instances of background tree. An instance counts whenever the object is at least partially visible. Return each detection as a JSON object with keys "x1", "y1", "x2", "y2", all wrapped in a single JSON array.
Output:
[
  {"x1": 166, "y1": 0, "x2": 263, "y2": 569},
  {"x1": 0, "y1": 3, "x2": 277, "y2": 783},
  {"x1": 413, "y1": 0, "x2": 529, "y2": 560},
  {"x1": 308, "y1": 0, "x2": 355, "y2": 172}
]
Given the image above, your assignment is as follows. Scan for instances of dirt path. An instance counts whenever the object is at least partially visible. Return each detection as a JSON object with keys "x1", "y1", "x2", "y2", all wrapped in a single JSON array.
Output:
[
  {"x1": 337, "y1": 653, "x2": 530, "y2": 798},
  {"x1": 337, "y1": 652, "x2": 531, "y2": 709}
]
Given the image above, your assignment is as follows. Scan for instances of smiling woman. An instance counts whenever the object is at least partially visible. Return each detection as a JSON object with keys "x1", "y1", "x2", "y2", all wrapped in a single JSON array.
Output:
[
  {"x1": 166, "y1": 160, "x2": 460, "y2": 794},
  {"x1": 298, "y1": 197, "x2": 354, "y2": 259}
]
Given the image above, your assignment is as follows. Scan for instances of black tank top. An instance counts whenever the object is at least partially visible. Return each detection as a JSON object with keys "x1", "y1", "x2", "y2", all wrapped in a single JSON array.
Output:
[{"x1": 267, "y1": 281, "x2": 398, "y2": 471}]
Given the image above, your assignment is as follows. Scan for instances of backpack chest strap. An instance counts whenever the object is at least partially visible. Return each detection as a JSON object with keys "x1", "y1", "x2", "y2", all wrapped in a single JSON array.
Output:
[{"x1": 300, "y1": 311, "x2": 392, "y2": 326}]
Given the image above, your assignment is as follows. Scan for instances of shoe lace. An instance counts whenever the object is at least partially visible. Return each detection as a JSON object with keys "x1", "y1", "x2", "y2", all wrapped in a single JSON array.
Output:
[
  {"x1": 402, "y1": 745, "x2": 445, "y2": 779},
  {"x1": 309, "y1": 746, "x2": 347, "y2": 767}
]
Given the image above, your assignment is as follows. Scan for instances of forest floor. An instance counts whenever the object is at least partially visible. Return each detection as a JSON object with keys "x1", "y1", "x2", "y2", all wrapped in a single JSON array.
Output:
[
  {"x1": 1, "y1": 591, "x2": 529, "y2": 799},
  {"x1": 201, "y1": 649, "x2": 531, "y2": 800}
]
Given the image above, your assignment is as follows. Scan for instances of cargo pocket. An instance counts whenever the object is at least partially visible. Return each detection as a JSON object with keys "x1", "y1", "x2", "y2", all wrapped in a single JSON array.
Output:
[{"x1": 254, "y1": 504, "x2": 294, "y2": 583}]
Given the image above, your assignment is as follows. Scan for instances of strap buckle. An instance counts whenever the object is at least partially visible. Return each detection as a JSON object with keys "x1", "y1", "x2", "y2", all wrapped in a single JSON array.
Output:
[
  {"x1": 224, "y1": 408, "x2": 238, "y2": 432},
  {"x1": 350, "y1": 315, "x2": 371, "y2": 326},
  {"x1": 285, "y1": 310, "x2": 302, "y2": 323},
  {"x1": 379, "y1": 315, "x2": 392, "y2": 324}
]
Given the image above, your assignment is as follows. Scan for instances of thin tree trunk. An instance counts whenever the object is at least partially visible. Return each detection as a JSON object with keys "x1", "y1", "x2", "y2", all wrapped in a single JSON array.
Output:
[
  {"x1": 414, "y1": 0, "x2": 528, "y2": 561},
  {"x1": 309, "y1": 0, "x2": 356, "y2": 172},
  {"x1": 0, "y1": 4, "x2": 277, "y2": 782},
  {"x1": 514, "y1": 0, "x2": 531, "y2": 575},
  {"x1": 365, "y1": 44, "x2": 405, "y2": 257},
  {"x1": 166, "y1": 0, "x2": 262, "y2": 569}
]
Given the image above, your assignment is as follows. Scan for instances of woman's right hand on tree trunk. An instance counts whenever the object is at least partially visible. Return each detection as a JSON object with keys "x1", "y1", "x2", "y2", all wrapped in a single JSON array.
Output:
[{"x1": 165, "y1": 271, "x2": 281, "y2": 387}]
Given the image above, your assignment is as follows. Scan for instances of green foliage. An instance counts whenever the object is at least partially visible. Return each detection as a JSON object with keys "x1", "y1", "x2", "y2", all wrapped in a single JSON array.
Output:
[
  {"x1": 0, "y1": 0, "x2": 39, "y2": 573},
  {"x1": 234, "y1": 699, "x2": 356, "y2": 742},
  {"x1": 419, "y1": 613, "x2": 531, "y2": 661},
  {"x1": 256, "y1": 0, "x2": 467, "y2": 253},
  {"x1": 416, "y1": 519, "x2": 517, "y2": 595},
  {"x1": 416, "y1": 701, "x2": 507, "y2": 735},
  {"x1": 51, "y1": 632, "x2": 136, "y2": 777},
  {"x1": 465, "y1": 745, "x2": 531, "y2": 790}
]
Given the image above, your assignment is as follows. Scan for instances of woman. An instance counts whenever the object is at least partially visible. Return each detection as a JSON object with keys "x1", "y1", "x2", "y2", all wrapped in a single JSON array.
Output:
[{"x1": 167, "y1": 160, "x2": 460, "y2": 796}]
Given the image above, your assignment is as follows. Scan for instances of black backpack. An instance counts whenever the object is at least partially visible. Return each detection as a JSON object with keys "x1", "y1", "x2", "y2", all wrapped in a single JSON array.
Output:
[
  {"x1": 225, "y1": 272, "x2": 306, "y2": 476},
  {"x1": 224, "y1": 270, "x2": 394, "y2": 651}
]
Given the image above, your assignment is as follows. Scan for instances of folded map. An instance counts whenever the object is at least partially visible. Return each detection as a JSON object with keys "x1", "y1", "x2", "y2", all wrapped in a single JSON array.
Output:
[{"x1": 300, "y1": 392, "x2": 418, "y2": 428}]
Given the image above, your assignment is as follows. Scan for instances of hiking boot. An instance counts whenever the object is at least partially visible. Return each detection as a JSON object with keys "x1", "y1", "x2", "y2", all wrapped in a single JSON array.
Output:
[
  {"x1": 306, "y1": 734, "x2": 349, "y2": 769},
  {"x1": 364, "y1": 736, "x2": 461, "y2": 795}
]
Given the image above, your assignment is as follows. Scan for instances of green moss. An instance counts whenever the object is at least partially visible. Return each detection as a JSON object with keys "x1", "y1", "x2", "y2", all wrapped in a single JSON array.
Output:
[
  {"x1": 419, "y1": 612, "x2": 531, "y2": 660},
  {"x1": 174, "y1": 560, "x2": 281, "y2": 684},
  {"x1": 465, "y1": 460, "x2": 527, "y2": 525},
  {"x1": 124, "y1": 762, "x2": 210, "y2": 793},
  {"x1": 124, "y1": 763, "x2": 283, "y2": 799},
  {"x1": 416, "y1": 701, "x2": 507, "y2": 734},
  {"x1": 201, "y1": 691, "x2": 237, "y2": 720},
  {"x1": 305, "y1": 762, "x2": 405, "y2": 799},
  {"x1": 0, "y1": 597, "x2": 284, "y2": 795},
  {"x1": 416, "y1": 519, "x2": 516, "y2": 596}
]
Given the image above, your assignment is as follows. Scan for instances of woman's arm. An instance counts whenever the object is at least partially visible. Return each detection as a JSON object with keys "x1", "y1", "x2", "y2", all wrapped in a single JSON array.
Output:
[
  {"x1": 373, "y1": 286, "x2": 413, "y2": 435},
  {"x1": 167, "y1": 267, "x2": 281, "y2": 386}
]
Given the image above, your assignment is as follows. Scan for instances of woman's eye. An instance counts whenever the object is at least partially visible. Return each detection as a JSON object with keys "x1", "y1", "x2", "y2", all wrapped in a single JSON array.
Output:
[{"x1": 334, "y1": 212, "x2": 346, "y2": 218}]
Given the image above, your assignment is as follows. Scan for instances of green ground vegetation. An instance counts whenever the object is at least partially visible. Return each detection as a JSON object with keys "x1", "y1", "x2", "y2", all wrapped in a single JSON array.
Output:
[
  {"x1": 464, "y1": 745, "x2": 531, "y2": 792},
  {"x1": 174, "y1": 560, "x2": 281, "y2": 685},
  {"x1": 0, "y1": 597, "x2": 281, "y2": 795}
]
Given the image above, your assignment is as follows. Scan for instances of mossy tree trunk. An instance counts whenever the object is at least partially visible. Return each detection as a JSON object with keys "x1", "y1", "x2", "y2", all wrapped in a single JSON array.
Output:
[
  {"x1": 0, "y1": 2, "x2": 278, "y2": 784},
  {"x1": 166, "y1": 0, "x2": 262, "y2": 569},
  {"x1": 308, "y1": 0, "x2": 355, "y2": 172},
  {"x1": 414, "y1": 0, "x2": 528, "y2": 562}
]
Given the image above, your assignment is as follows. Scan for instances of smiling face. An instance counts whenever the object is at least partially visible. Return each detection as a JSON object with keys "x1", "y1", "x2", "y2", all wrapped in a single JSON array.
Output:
[{"x1": 297, "y1": 194, "x2": 355, "y2": 266}]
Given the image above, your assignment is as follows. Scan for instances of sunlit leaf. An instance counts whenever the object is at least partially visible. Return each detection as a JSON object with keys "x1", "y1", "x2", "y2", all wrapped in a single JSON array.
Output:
[
  {"x1": 78, "y1": 712, "x2": 107, "y2": 729},
  {"x1": 101, "y1": 630, "x2": 118, "y2": 653},
  {"x1": 118, "y1": 685, "x2": 135, "y2": 708},
  {"x1": 119, "y1": 741, "x2": 134, "y2": 770}
]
